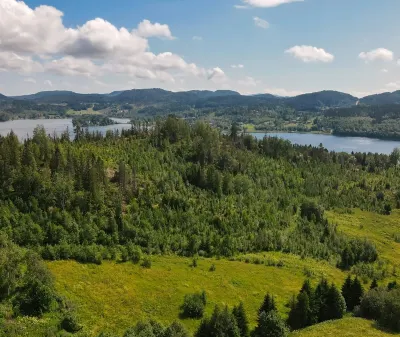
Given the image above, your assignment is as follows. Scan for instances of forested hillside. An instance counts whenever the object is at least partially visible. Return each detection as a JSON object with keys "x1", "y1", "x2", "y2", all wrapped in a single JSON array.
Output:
[
  {"x1": 1, "y1": 118, "x2": 397, "y2": 262},
  {"x1": 1, "y1": 117, "x2": 400, "y2": 336}
]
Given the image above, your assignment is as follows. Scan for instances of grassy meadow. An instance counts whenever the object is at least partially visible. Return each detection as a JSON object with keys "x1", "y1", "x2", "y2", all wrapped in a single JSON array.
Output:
[
  {"x1": 45, "y1": 209, "x2": 400, "y2": 336},
  {"x1": 48, "y1": 252, "x2": 346, "y2": 336},
  {"x1": 327, "y1": 209, "x2": 400, "y2": 268},
  {"x1": 290, "y1": 317, "x2": 397, "y2": 337}
]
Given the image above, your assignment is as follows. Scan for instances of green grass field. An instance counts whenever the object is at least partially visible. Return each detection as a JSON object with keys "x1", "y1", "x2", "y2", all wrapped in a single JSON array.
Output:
[
  {"x1": 290, "y1": 317, "x2": 398, "y2": 337},
  {"x1": 66, "y1": 108, "x2": 101, "y2": 116},
  {"x1": 45, "y1": 209, "x2": 400, "y2": 336},
  {"x1": 327, "y1": 209, "x2": 400, "y2": 268},
  {"x1": 48, "y1": 252, "x2": 346, "y2": 336}
]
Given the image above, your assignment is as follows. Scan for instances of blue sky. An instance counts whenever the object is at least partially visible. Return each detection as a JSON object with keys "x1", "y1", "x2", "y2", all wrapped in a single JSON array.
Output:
[{"x1": 1, "y1": 0, "x2": 400, "y2": 97}]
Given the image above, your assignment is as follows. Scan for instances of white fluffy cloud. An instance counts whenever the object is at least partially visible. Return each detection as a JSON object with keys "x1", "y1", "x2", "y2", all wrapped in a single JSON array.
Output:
[
  {"x1": 207, "y1": 67, "x2": 226, "y2": 81},
  {"x1": 231, "y1": 64, "x2": 244, "y2": 69},
  {"x1": 0, "y1": 0, "x2": 223, "y2": 85},
  {"x1": 45, "y1": 57, "x2": 100, "y2": 77},
  {"x1": 243, "y1": 0, "x2": 303, "y2": 7},
  {"x1": 0, "y1": 52, "x2": 43, "y2": 73},
  {"x1": 135, "y1": 19, "x2": 175, "y2": 40},
  {"x1": 285, "y1": 45, "x2": 334, "y2": 63},
  {"x1": 253, "y1": 17, "x2": 269, "y2": 29},
  {"x1": 359, "y1": 48, "x2": 394, "y2": 62}
]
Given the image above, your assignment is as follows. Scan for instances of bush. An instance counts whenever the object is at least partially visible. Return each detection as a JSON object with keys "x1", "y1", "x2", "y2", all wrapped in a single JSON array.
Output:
[
  {"x1": 360, "y1": 288, "x2": 400, "y2": 332},
  {"x1": 209, "y1": 264, "x2": 216, "y2": 272},
  {"x1": 181, "y1": 291, "x2": 207, "y2": 318},
  {"x1": 141, "y1": 257, "x2": 152, "y2": 269},
  {"x1": 60, "y1": 312, "x2": 82, "y2": 333}
]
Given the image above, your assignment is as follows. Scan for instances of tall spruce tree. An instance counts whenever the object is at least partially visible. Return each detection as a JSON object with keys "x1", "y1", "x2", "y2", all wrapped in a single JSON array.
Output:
[
  {"x1": 254, "y1": 311, "x2": 288, "y2": 337},
  {"x1": 341, "y1": 275, "x2": 353, "y2": 311},
  {"x1": 232, "y1": 302, "x2": 249, "y2": 337},
  {"x1": 258, "y1": 293, "x2": 276, "y2": 320}
]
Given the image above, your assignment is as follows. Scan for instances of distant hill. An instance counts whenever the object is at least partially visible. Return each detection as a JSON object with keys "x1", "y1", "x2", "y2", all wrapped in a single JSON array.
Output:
[
  {"x1": 8, "y1": 88, "x2": 364, "y2": 111},
  {"x1": 13, "y1": 90, "x2": 106, "y2": 104},
  {"x1": 360, "y1": 91, "x2": 400, "y2": 105},
  {"x1": 287, "y1": 91, "x2": 358, "y2": 111},
  {"x1": 0, "y1": 93, "x2": 9, "y2": 101}
]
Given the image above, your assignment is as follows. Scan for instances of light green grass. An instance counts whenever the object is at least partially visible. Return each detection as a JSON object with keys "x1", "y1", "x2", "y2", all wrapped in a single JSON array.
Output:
[
  {"x1": 48, "y1": 252, "x2": 346, "y2": 336},
  {"x1": 290, "y1": 317, "x2": 398, "y2": 337},
  {"x1": 66, "y1": 108, "x2": 101, "y2": 116},
  {"x1": 327, "y1": 209, "x2": 400, "y2": 268}
]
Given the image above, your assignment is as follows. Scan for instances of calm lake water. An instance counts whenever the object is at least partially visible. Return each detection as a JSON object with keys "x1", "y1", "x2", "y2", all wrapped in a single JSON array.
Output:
[
  {"x1": 250, "y1": 132, "x2": 400, "y2": 155},
  {"x1": 0, "y1": 118, "x2": 132, "y2": 140},
  {"x1": 1, "y1": 119, "x2": 400, "y2": 154}
]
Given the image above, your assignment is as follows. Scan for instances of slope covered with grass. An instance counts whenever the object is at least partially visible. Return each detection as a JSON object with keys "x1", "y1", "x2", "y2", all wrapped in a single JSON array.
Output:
[
  {"x1": 48, "y1": 253, "x2": 346, "y2": 336},
  {"x1": 290, "y1": 317, "x2": 397, "y2": 337}
]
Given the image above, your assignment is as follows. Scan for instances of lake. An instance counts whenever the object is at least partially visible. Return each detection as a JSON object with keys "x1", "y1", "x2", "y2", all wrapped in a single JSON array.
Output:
[
  {"x1": 1, "y1": 119, "x2": 400, "y2": 154},
  {"x1": 250, "y1": 132, "x2": 400, "y2": 155},
  {"x1": 0, "y1": 118, "x2": 132, "y2": 140}
]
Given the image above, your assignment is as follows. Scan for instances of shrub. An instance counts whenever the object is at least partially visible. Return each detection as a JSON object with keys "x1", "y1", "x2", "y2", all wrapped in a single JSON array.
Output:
[
  {"x1": 60, "y1": 312, "x2": 82, "y2": 333},
  {"x1": 141, "y1": 257, "x2": 152, "y2": 269},
  {"x1": 209, "y1": 264, "x2": 216, "y2": 272},
  {"x1": 181, "y1": 291, "x2": 207, "y2": 318}
]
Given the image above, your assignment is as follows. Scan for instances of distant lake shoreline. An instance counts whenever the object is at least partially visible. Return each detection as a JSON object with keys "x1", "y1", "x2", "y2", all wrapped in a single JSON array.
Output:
[
  {"x1": 249, "y1": 132, "x2": 400, "y2": 155},
  {"x1": 1, "y1": 119, "x2": 399, "y2": 154}
]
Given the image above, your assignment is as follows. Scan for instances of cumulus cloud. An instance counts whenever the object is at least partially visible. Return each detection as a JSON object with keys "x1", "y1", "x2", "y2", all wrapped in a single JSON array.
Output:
[
  {"x1": 285, "y1": 45, "x2": 334, "y2": 63},
  {"x1": 231, "y1": 64, "x2": 244, "y2": 69},
  {"x1": 135, "y1": 19, "x2": 175, "y2": 40},
  {"x1": 45, "y1": 56, "x2": 100, "y2": 77},
  {"x1": 243, "y1": 0, "x2": 303, "y2": 7},
  {"x1": 234, "y1": 5, "x2": 249, "y2": 9},
  {"x1": 359, "y1": 48, "x2": 394, "y2": 62},
  {"x1": 0, "y1": 52, "x2": 43, "y2": 73},
  {"x1": 253, "y1": 17, "x2": 269, "y2": 29},
  {"x1": 0, "y1": 0, "x2": 215, "y2": 84},
  {"x1": 207, "y1": 67, "x2": 226, "y2": 81}
]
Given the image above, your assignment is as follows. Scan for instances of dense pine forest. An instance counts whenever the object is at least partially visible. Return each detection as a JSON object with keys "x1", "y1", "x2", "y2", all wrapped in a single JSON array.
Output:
[{"x1": 1, "y1": 117, "x2": 400, "y2": 336}]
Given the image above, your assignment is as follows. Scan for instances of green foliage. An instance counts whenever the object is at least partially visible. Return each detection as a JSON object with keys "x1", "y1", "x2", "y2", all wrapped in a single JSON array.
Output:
[
  {"x1": 360, "y1": 288, "x2": 400, "y2": 332},
  {"x1": 181, "y1": 292, "x2": 207, "y2": 319},
  {"x1": 288, "y1": 279, "x2": 345, "y2": 331},
  {"x1": 60, "y1": 311, "x2": 82, "y2": 333},
  {"x1": 253, "y1": 310, "x2": 288, "y2": 337},
  {"x1": 341, "y1": 276, "x2": 364, "y2": 311},
  {"x1": 232, "y1": 302, "x2": 249, "y2": 337},
  {"x1": 195, "y1": 306, "x2": 240, "y2": 337},
  {"x1": 141, "y1": 257, "x2": 152, "y2": 269},
  {"x1": 258, "y1": 294, "x2": 277, "y2": 320}
]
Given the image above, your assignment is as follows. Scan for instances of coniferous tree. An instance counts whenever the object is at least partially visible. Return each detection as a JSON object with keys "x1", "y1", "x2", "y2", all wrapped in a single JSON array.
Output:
[
  {"x1": 341, "y1": 275, "x2": 353, "y2": 311},
  {"x1": 258, "y1": 293, "x2": 276, "y2": 320},
  {"x1": 254, "y1": 311, "x2": 288, "y2": 337},
  {"x1": 350, "y1": 277, "x2": 364, "y2": 311},
  {"x1": 326, "y1": 284, "x2": 346, "y2": 320},
  {"x1": 288, "y1": 291, "x2": 312, "y2": 330},
  {"x1": 232, "y1": 302, "x2": 249, "y2": 337}
]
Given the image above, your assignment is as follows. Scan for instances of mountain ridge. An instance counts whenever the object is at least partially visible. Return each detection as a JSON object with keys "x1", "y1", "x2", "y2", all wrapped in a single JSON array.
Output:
[{"x1": 2, "y1": 88, "x2": 400, "y2": 110}]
